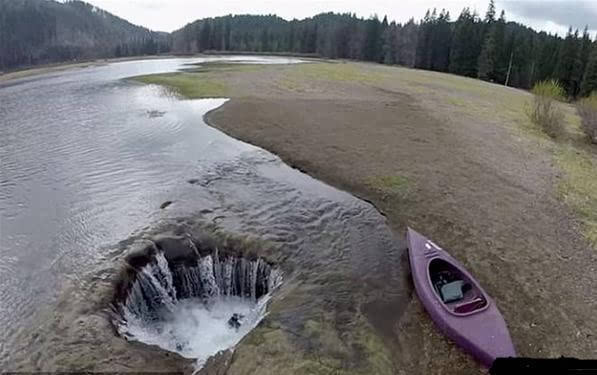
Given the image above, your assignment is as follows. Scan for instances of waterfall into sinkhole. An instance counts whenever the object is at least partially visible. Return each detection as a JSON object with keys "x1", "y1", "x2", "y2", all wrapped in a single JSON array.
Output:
[{"x1": 111, "y1": 238, "x2": 282, "y2": 367}]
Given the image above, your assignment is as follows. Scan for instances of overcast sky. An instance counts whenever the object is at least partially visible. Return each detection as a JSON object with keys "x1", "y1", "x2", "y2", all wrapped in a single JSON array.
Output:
[{"x1": 79, "y1": 0, "x2": 596, "y2": 37}]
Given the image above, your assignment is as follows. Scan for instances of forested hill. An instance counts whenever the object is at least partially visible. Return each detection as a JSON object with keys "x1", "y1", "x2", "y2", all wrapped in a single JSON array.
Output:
[
  {"x1": 171, "y1": 4, "x2": 597, "y2": 97},
  {"x1": 0, "y1": 0, "x2": 170, "y2": 70}
]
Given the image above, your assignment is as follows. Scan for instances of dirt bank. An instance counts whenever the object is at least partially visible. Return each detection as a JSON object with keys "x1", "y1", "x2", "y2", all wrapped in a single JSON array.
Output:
[{"x1": 137, "y1": 61, "x2": 597, "y2": 373}]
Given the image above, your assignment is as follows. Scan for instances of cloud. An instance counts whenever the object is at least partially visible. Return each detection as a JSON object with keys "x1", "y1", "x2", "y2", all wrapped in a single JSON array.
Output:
[{"x1": 504, "y1": 0, "x2": 597, "y2": 35}]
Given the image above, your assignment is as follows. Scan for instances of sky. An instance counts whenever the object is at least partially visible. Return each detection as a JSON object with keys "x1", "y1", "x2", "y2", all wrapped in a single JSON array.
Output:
[{"x1": 78, "y1": 0, "x2": 597, "y2": 37}]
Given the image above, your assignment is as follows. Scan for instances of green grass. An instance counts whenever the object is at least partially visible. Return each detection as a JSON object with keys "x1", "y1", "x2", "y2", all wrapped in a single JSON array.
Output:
[
  {"x1": 366, "y1": 64, "x2": 597, "y2": 247},
  {"x1": 281, "y1": 62, "x2": 385, "y2": 90},
  {"x1": 131, "y1": 72, "x2": 228, "y2": 98},
  {"x1": 555, "y1": 146, "x2": 597, "y2": 246},
  {"x1": 365, "y1": 175, "x2": 411, "y2": 197},
  {"x1": 183, "y1": 61, "x2": 266, "y2": 73}
]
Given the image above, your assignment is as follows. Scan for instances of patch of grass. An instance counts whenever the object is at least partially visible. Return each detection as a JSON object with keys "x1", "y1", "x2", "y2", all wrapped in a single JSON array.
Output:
[
  {"x1": 376, "y1": 65, "x2": 595, "y2": 248},
  {"x1": 278, "y1": 77, "x2": 307, "y2": 92},
  {"x1": 577, "y1": 92, "x2": 597, "y2": 144},
  {"x1": 286, "y1": 62, "x2": 385, "y2": 85},
  {"x1": 353, "y1": 316, "x2": 394, "y2": 375},
  {"x1": 555, "y1": 146, "x2": 597, "y2": 247},
  {"x1": 384, "y1": 65, "x2": 499, "y2": 97},
  {"x1": 131, "y1": 72, "x2": 228, "y2": 98},
  {"x1": 365, "y1": 175, "x2": 411, "y2": 197},
  {"x1": 447, "y1": 96, "x2": 469, "y2": 107},
  {"x1": 183, "y1": 61, "x2": 266, "y2": 73}
]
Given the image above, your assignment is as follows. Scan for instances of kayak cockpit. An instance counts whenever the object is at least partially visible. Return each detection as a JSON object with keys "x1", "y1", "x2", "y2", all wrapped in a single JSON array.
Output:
[{"x1": 429, "y1": 258, "x2": 488, "y2": 316}]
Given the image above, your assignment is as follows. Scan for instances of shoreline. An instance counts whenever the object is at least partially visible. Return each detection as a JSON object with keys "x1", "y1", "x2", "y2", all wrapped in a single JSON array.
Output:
[{"x1": 0, "y1": 55, "x2": 183, "y2": 82}]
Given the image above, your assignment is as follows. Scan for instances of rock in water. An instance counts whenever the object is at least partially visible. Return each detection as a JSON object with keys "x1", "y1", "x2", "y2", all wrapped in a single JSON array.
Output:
[{"x1": 227, "y1": 313, "x2": 244, "y2": 330}]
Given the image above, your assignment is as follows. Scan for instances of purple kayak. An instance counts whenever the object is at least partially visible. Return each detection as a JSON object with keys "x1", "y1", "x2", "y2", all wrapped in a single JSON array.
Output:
[{"x1": 407, "y1": 227, "x2": 516, "y2": 367}]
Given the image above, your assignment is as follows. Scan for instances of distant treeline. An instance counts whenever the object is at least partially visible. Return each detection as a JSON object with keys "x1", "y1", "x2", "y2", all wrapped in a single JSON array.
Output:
[
  {"x1": 1, "y1": 0, "x2": 596, "y2": 97},
  {"x1": 0, "y1": 0, "x2": 170, "y2": 70},
  {"x1": 172, "y1": 2, "x2": 597, "y2": 98}
]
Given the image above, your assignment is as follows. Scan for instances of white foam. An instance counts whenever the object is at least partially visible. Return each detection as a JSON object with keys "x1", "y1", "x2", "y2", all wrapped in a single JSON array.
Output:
[{"x1": 122, "y1": 295, "x2": 270, "y2": 368}]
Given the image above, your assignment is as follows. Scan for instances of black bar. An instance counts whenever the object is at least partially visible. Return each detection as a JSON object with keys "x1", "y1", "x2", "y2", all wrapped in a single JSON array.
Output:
[{"x1": 491, "y1": 357, "x2": 597, "y2": 374}]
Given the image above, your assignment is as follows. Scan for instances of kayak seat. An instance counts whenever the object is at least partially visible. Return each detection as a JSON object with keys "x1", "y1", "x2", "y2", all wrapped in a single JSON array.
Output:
[{"x1": 440, "y1": 280, "x2": 465, "y2": 303}]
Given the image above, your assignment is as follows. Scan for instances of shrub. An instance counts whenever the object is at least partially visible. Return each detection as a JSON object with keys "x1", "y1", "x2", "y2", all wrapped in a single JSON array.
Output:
[
  {"x1": 577, "y1": 92, "x2": 597, "y2": 144},
  {"x1": 527, "y1": 80, "x2": 565, "y2": 138}
]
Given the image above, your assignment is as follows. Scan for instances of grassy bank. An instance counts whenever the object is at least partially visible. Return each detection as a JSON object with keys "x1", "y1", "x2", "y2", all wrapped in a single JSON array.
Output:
[
  {"x1": 133, "y1": 72, "x2": 229, "y2": 98},
  {"x1": 131, "y1": 62, "x2": 269, "y2": 98}
]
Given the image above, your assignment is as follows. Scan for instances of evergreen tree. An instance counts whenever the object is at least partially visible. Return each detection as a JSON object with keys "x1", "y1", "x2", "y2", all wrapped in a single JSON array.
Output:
[
  {"x1": 362, "y1": 16, "x2": 382, "y2": 61},
  {"x1": 579, "y1": 26, "x2": 592, "y2": 77},
  {"x1": 581, "y1": 44, "x2": 597, "y2": 96},
  {"x1": 492, "y1": 10, "x2": 508, "y2": 83},
  {"x1": 199, "y1": 21, "x2": 211, "y2": 51},
  {"x1": 449, "y1": 8, "x2": 483, "y2": 77},
  {"x1": 397, "y1": 18, "x2": 418, "y2": 67},
  {"x1": 415, "y1": 10, "x2": 433, "y2": 69},
  {"x1": 382, "y1": 21, "x2": 397, "y2": 64},
  {"x1": 379, "y1": 16, "x2": 389, "y2": 63},
  {"x1": 555, "y1": 28, "x2": 583, "y2": 97},
  {"x1": 477, "y1": 3, "x2": 500, "y2": 81},
  {"x1": 484, "y1": 0, "x2": 496, "y2": 23},
  {"x1": 430, "y1": 9, "x2": 451, "y2": 72},
  {"x1": 478, "y1": 32, "x2": 496, "y2": 81}
]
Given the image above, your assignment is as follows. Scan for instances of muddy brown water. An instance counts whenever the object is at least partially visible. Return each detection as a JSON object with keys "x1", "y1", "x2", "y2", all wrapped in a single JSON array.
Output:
[{"x1": 0, "y1": 57, "x2": 409, "y2": 371}]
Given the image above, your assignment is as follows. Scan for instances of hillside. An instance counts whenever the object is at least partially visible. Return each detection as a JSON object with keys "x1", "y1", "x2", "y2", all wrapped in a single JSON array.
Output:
[{"x1": 0, "y1": 0, "x2": 170, "y2": 70}]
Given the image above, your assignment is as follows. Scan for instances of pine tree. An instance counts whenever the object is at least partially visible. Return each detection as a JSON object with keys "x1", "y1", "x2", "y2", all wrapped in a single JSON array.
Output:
[
  {"x1": 430, "y1": 9, "x2": 451, "y2": 72},
  {"x1": 382, "y1": 21, "x2": 397, "y2": 64},
  {"x1": 492, "y1": 10, "x2": 508, "y2": 83},
  {"x1": 477, "y1": 2, "x2": 499, "y2": 81},
  {"x1": 199, "y1": 21, "x2": 211, "y2": 51},
  {"x1": 484, "y1": 0, "x2": 496, "y2": 23},
  {"x1": 379, "y1": 15, "x2": 389, "y2": 63},
  {"x1": 579, "y1": 26, "x2": 592, "y2": 77},
  {"x1": 581, "y1": 44, "x2": 597, "y2": 96},
  {"x1": 415, "y1": 10, "x2": 433, "y2": 69},
  {"x1": 363, "y1": 16, "x2": 382, "y2": 61},
  {"x1": 556, "y1": 28, "x2": 583, "y2": 97},
  {"x1": 398, "y1": 18, "x2": 418, "y2": 67},
  {"x1": 478, "y1": 32, "x2": 496, "y2": 81},
  {"x1": 449, "y1": 8, "x2": 483, "y2": 77}
]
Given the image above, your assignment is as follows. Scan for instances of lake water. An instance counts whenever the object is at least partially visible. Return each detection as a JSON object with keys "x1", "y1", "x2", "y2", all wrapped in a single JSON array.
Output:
[{"x1": 0, "y1": 56, "x2": 408, "y2": 370}]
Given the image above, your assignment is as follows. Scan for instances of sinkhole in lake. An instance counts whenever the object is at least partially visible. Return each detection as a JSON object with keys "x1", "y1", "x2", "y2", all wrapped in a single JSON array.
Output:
[{"x1": 111, "y1": 234, "x2": 282, "y2": 366}]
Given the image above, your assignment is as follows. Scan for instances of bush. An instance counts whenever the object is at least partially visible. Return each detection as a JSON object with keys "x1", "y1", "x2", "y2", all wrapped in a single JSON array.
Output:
[
  {"x1": 577, "y1": 92, "x2": 597, "y2": 144},
  {"x1": 528, "y1": 80, "x2": 565, "y2": 138}
]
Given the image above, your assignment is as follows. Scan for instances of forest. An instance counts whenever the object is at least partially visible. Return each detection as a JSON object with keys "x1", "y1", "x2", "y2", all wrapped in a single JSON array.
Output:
[
  {"x1": 0, "y1": 0, "x2": 170, "y2": 70},
  {"x1": 171, "y1": 1, "x2": 597, "y2": 98},
  {"x1": 1, "y1": 0, "x2": 596, "y2": 97}
]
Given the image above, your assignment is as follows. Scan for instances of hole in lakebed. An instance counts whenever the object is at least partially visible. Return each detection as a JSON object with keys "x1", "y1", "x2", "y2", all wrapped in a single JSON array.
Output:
[{"x1": 111, "y1": 234, "x2": 282, "y2": 366}]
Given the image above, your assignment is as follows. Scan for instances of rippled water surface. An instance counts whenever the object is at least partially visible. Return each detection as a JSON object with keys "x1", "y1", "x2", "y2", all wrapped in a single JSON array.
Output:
[{"x1": 0, "y1": 57, "x2": 407, "y2": 369}]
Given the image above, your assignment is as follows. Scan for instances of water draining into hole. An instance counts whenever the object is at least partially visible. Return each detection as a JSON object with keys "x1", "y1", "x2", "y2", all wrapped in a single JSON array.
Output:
[{"x1": 113, "y1": 247, "x2": 282, "y2": 367}]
